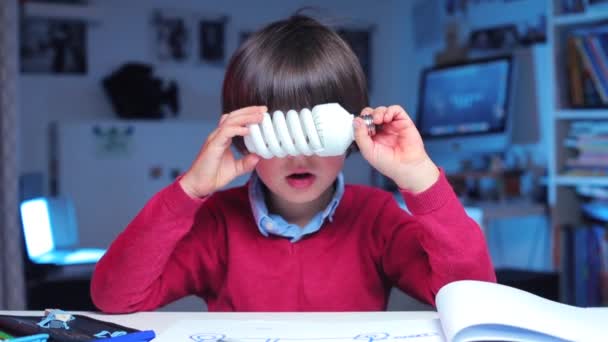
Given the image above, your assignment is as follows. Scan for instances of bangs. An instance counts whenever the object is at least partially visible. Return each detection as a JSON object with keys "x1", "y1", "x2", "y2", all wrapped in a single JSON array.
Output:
[
  {"x1": 223, "y1": 18, "x2": 368, "y2": 115},
  {"x1": 221, "y1": 15, "x2": 368, "y2": 152}
]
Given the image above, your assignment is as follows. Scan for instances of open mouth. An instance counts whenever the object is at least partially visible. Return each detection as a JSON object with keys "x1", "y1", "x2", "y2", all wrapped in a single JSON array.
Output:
[
  {"x1": 287, "y1": 172, "x2": 313, "y2": 179},
  {"x1": 286, "y1": 172, "x2": 316, "y2": 188}
]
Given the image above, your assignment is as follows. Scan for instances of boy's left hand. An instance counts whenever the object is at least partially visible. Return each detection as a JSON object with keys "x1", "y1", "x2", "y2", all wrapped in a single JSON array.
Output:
[{"x1": 354, "y1": 105, "x2": 439, "y2": 193}]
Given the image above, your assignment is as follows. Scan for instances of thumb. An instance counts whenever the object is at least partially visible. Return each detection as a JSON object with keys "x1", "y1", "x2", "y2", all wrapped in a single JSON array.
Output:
[
  {"x1": 353, "y1": 117, "x2": 374, "y2": 159},
  {"x1": 236, "y1": 153, "x2": 261, "y2": 176}
]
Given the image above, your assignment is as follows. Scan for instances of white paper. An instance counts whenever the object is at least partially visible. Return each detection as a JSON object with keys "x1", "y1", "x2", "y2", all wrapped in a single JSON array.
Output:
[
  {"x1": 154, "y1": 319, "x2": 446, "y2": 342},
  {"x1": 436, "y1": 280, "x2": 608, "y2": 342}
]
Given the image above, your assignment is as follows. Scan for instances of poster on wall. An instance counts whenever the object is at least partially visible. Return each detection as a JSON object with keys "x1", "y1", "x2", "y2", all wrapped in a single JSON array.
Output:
[
  {"x1": 150, "y1": 9, "x2": 193, "y2": 63},
  {"x1": 198, "y1": 17, "x2": 227, "y2": 65},
  {"x1": 20, "y1": 17, "x2": 87, "y2": 74}
]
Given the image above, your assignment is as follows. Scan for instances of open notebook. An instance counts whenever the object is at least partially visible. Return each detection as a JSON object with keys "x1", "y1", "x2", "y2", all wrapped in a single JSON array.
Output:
[
  {"x1": 436, "y1": 280, "x2": 607, "y2": 341},
  {"x1": 154, "y1": 280, "x2": 607, "y2": 342},
  {"x1": 19, "y1": 197, "x2": 105, "y2": 266}
]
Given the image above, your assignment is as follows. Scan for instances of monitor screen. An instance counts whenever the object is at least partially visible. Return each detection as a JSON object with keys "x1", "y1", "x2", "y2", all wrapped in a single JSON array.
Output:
[{"x1": 417, "y1": 57, "x2": 512, "y2": 139}]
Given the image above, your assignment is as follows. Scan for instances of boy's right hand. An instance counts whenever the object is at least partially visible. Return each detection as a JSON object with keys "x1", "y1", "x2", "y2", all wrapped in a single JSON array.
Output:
[{"x1": 179, "y1": 106, "x2": 267, "y2": 198}]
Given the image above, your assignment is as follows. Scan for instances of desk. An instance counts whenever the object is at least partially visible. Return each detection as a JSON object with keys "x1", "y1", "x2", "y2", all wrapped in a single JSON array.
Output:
[
  {"x1": 0, "y1": 311, "x2": 439, "y2": 333},
  {"x1": 2, "y1": 309, "x2": 608, "y2": 341}
]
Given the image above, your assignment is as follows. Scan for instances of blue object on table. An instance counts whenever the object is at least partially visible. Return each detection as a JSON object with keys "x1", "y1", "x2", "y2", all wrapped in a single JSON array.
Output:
[
  {"x1": 93, "y1": 330, "x2": 155, "y2": 342},
  {"x1": 9, "y1": 334, "x2": 50, "y2": 342},
  {"x1": 94, "y1": 330, "x2": 127, "y2": 338},
  {"x1": 581, "y1": 201, "x2": 608, "y2": 222}
]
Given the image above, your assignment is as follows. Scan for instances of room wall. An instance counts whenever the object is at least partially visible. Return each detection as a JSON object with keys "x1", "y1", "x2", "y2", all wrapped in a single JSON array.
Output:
[
  {"x1": 17, "y1": 0, "x2": 554, "y2": 311},
  {"x1": 18, "y1": 1, "x2": 422, "y2": 311},
  {"x1": 18, "y1": 0, "x2": 418, "y2": 189}
]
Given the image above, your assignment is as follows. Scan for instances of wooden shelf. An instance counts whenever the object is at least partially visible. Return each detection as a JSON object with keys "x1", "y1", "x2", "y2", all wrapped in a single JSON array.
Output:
[
  {"x1": 553, "y1": 10, "x2": 608, "y2": 27},
  {"x1": 555, "y1": 109, "x2": 608, "y2": 120}
]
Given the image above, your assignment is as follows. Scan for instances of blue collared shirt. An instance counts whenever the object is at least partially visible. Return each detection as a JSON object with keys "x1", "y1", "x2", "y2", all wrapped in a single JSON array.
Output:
[{"x1": 248, "y1": 172, "x2": 345, "y2": 242}]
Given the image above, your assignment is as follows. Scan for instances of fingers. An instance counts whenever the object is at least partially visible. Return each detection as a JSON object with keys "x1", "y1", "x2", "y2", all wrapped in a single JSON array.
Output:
[
  {"x1": 362, "y1": 105, "x2": 411, "y2": 124},
  {"x1": 361, "y1": 105, "x2": 414, "y2": 135},
  {"x1": 353, "y1": 117, "x2": 374, "y2": 159},
  {"x1": 214, "y1": 126, "x2": 250, "y2": 148},
  {"x1": 386, "y1": 105, "x2": 413, "y2": 123},
  {"x1": 210, "y1": 106, "x2": 267, "y2": 148},
  {"x1": 219, "y1": 114, "x2": 229, "y2": 125},
  {"x1": 370, "y1": 106, "x2": 387, "y2": 125},
  {"x1": 384, "y1": 105, "x2": 401, "y2": 123},
  {"x1": 235, "y1": 153, "x2": 261, "y2": 176},
  {"x1": 222, "y1": 105, "x2": 267, "y2": 127},
  {"x1": 227, "y1": 105, "x2": 268, "y2": 117},
  {"x1": 360, "y1": 107, "x2": 374, "y2": 116}
]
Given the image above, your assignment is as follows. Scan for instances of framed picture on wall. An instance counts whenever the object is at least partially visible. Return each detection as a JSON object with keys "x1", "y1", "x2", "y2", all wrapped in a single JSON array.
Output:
[
  {"x1": 337, "y1": 28, "x2": 372, "y2": 91},
  {"x1": 150, "y1": 9, "x2": 194, "y2": 63},
  {"x1": 198, "y1": 17, "x2": 228, "y2": 65},
  {"x1": 20, "y1": 16, "x2": 87, "y2": 74}
]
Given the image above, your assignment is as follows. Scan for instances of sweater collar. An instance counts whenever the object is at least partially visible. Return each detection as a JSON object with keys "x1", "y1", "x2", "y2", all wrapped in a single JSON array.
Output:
[{"x1": 247, "y1": 172, "x2": 345, "y2": 241}]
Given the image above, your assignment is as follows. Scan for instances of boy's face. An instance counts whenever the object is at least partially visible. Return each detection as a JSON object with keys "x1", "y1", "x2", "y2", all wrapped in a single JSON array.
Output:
[{"x1": 255, "y1": 155, "x2": 345, "y2": 205}]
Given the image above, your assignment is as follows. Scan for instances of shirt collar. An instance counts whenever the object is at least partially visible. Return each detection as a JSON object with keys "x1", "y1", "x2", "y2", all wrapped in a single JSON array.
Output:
[{"x1": 248, "y1": 172, "x2": 345, "y2": 239}]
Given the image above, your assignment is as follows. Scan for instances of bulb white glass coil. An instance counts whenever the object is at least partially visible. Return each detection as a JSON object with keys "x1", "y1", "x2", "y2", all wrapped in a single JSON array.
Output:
[{"x1": 243, "y1": 103, "x2": 374, "y2": 159}]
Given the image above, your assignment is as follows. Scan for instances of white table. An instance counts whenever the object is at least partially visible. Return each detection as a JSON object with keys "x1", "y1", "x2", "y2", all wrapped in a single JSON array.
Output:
[{"x1": 0, "y1": 311, "x2": 439, "y2": 334}]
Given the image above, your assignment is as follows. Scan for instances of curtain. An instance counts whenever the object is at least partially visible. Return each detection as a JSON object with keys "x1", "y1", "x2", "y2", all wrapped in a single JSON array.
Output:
[{"x1": 0, "y1": 0, "x2": 26, "y2": 310}]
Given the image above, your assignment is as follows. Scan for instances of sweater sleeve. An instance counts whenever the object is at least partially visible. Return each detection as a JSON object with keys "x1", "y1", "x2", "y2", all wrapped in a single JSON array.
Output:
[
  {"x1": 380, "y1": 169, "x2": 496, "y2": 307},
  {"x1": 90, "y1": 180, "x2": 225, "y2": 313}
]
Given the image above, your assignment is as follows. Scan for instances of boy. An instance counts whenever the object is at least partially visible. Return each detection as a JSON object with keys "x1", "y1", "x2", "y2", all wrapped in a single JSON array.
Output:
[{"x1": 91, "y1": 14, "x2": 495, "y2": 313}]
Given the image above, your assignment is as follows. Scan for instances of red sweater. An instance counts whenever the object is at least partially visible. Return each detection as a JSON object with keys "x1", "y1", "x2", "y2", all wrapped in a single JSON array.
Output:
[{"x1": 91, "y1": 173, "x2": 495, "y2": 313}]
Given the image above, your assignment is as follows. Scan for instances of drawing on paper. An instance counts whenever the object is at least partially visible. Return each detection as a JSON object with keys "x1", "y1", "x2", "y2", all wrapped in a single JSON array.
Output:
[
  {"x1": 188, "y1": 331, "x2": 441, "y2": 342},
  {"x1": 154, "y1": 319, "x2": 445, "y2": 342}
]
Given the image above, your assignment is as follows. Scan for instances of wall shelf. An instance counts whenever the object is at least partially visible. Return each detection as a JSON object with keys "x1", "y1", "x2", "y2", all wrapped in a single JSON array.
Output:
[
  {"x1": 555, "y1": 109, "x2": 608, "y2": 120},
  {"x1": 554, "y1": 175, "x2": 608, "y2": 186},
  {"x1": 553, "y1": 10, "x2": 608, "y2": 26},
  {"x1": 548, "y1": 1, "x2": 608, "y2": 306}
]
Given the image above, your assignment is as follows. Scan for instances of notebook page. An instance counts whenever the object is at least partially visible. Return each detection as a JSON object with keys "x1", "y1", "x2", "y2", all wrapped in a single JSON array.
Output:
[
  {"x1": 436, "y1": 280, "x2": 606, "y2": 342},
  {"x1": 155, "y1": 319, "x2": 446, "y2": 342}
]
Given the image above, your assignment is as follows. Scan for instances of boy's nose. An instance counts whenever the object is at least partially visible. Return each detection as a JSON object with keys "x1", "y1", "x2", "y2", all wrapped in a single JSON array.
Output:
[
  {"x1": 288, "y1": 154, "x2": 306, "y2": 160},
  {"x1": 286, "y1": 155, "x2": 309, "y2": 163}
]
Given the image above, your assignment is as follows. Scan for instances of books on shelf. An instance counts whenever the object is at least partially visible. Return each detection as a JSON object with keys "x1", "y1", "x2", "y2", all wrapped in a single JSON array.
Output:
[
  {"x1": 563, "y1": 121, "x2": 608, "y2": 174},
  {"x1": 566, "y1": 25, "x2": 608, "y2": 107},
  {"x1": 563, "y1": 223, "x2": 608, "y2": 307}
]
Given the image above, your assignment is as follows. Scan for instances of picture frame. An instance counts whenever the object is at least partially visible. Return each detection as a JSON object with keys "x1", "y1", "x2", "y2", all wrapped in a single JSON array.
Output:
[
  {"x1": 20, "y1": 16, "x2": 87, "y2": 74},
  {"x1": 150, "y1": 9, "x2": 194, "y2": 63},
  {"x1": 198, "y1": 16, "x2": 228, "y2": 65}
]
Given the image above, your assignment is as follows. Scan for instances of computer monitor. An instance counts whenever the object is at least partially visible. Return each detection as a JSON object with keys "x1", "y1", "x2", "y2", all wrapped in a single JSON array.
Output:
[{"x1": 416, "y1": 56, "x2": 513, "y2": 161}]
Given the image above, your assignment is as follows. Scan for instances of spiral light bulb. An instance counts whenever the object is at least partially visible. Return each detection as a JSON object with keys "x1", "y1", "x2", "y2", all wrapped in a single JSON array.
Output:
[{"x1": 244, "y1": 103, "x2": 375, "y2": 159}]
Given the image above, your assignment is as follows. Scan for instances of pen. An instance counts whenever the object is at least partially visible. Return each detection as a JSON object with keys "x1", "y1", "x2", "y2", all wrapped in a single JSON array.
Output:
[{"x1": 93, "y1": 330, "x2": 155, "y2": 342}]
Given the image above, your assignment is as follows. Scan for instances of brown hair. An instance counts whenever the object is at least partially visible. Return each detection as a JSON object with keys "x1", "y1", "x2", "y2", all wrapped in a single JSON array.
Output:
[{"x1": 222, "y1": 14, "x2": 369, "y2": 152}]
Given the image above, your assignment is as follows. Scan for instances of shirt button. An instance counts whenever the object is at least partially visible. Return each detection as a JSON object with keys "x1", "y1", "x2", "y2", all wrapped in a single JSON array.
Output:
[{"x1": 264, "y1": 220, "x2": 274, "y2": 231}]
